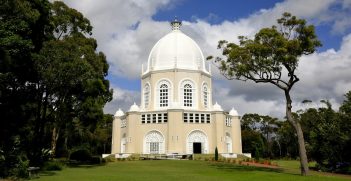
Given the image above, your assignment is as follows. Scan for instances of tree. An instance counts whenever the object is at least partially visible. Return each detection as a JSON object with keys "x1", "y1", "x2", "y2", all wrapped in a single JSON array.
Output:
[
  {"x1": 299, "y1": 97, "x2": 351, "y2": 172},
  {"x1": 209, "y1": 13, "x2": 321, "y2": 175},
  {"x1": 0, "y1": 0, "x2": 112, "y2": 177},
  {"x1": 32, "y1": 1, "x2": 112, "y2": 159},
  {"x1": 0, "y1": 0, "x2": 52, "y2": 176},
  {"x1": 276, "y1": 119, "x2": 299, "y2": 158},
  {"x1": 241, "y1": 114, "x2": 279, "y2": 158}
]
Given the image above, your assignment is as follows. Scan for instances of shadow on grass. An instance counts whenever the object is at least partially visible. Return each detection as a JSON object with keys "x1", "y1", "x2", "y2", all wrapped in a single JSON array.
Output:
[{"x1": 66, "y1": 162, "x2": 107, "y2": 169}]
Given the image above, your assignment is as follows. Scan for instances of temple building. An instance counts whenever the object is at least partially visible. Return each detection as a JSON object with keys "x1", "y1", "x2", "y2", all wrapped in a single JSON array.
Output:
[{"x1": 111, "y1": 19, "x2": 242, "y2": 157}]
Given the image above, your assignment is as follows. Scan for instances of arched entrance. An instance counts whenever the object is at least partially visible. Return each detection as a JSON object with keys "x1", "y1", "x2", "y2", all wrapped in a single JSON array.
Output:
[
  {"x1": 143, "y1": 130, "x2": 165, "y2": 154},
  {"x1": 187, "y1": 130, "x2": 208, "y2": 154},
  {"x1": 225, "y1": 132, "x2": 232, "y2": 153}
]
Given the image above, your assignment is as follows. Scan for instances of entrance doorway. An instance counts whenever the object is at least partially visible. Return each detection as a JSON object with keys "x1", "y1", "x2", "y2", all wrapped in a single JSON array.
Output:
[
  {"x1": 193, "y1": 142, "x2": 202, "y2": 154},
  {"x1": 187, "y1": 130, "x2": 208, "y2": 154}
]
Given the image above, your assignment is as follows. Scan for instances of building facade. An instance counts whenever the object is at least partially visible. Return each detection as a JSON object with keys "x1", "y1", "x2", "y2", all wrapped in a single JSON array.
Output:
[{"x1": 111, "y1": 19, "x2": 242, "y2": 155}]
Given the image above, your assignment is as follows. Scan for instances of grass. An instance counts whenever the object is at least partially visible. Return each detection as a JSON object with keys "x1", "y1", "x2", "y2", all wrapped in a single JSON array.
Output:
[{"x1": 35, "y1": 160, "x2": 350, "y2": 181}]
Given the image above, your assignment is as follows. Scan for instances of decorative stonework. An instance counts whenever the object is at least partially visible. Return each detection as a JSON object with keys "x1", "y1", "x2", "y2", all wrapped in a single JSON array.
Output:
[
  {"x1": 144, "y1": 131, "x2": 165, "y2": 154},
  {"x1": 187, "y1": 130, "x2": 208, "y2": 154},
  {"x1": 120, "y1": 119, "x2": 126, "y2": 128},
  {"x1": 170, "y1": 17, "x2": 182, "y2": 30}
]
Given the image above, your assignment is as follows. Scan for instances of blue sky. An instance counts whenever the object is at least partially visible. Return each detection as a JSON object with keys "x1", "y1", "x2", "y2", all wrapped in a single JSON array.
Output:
[{"x1": 63, "y1": 0, "x2": 351, "y2": 117}]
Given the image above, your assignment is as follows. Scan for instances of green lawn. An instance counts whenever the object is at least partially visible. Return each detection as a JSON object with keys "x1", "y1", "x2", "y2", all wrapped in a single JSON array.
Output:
[{"x1": 36, "y1": 160, "x2": 350, "y2": 181}]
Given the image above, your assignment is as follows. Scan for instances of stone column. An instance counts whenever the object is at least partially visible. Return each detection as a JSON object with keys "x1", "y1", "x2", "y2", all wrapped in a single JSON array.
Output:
[
  {"x1": 231, "y1": 115, "x2": 242, "y2": 153},
  {"x1": 213, "y1": 111, "x2": 225, "y2": 153},
  {"x1": 111, "y1": 110, "x2": 123, "y2": 154}
]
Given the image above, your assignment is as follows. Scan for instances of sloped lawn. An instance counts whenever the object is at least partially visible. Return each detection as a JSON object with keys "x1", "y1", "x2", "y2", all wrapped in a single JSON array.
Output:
[{"x1": 36, "y1": 160, "x2": 349, "y2": 181}]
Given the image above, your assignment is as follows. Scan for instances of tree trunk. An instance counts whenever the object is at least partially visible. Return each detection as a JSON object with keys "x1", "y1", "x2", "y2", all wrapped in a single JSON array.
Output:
[
  {"x1": 51, "y1": 126, "x2": 60, "y2": 158},
  {"x1": 285, "y1": 91, "x2": 309, "y2": 176}
]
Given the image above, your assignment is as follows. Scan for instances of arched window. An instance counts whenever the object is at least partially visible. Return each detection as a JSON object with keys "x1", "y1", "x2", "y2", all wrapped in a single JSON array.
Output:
[
  {"x1": 181, "y1": 80, "x2": 195, "y2": 107},
  {"x1": 143, "y1": 84, "x2": 150, "y2": 108},
  {"x1": 202, "y1": 84, "x2": 208, "y2": 108},
  {"x1": 157, "y1": 80, "x2": 171, "y2": 108},
  {"x1": 183, "y1": 84, "x2": 193, "y2": 107}
]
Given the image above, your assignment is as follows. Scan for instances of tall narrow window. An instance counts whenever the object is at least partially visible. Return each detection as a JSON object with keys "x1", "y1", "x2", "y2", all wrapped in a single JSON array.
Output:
[
  {"x1": 203, "y1": 85, "x2": 208, "y2": 108},
  {"x1": 144, "y1": 84, "x2": 150, "y2": 108},
  {"x1": 181, "y1": 80, "x2": 195, "y2": 107},
  {"x1": 183, "y1": 84, "x2": 193, "y2": 107},
  {"x1": 159, "y1": 84, "x2": 169, "y2": 107}
]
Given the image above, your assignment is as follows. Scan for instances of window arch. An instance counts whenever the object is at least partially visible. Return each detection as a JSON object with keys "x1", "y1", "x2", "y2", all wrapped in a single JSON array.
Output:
[
  {"x1": 180, "y1": 80, "x2": 196, "y2": 107},
  {"x1": 156, "y1": 80, "x2": 171, "y2": 108},
  {"x1": 202, "y1": 83, "x2": 208, "y2": 108},
  {"x1": 143, "y1": 83, "x2": 150, "y2": 108}
]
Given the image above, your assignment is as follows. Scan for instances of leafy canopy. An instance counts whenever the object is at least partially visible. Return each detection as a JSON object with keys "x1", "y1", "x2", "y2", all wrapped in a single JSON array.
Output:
[{"x1": 211, "y1": 12, "x2": 321, "y2": 91}]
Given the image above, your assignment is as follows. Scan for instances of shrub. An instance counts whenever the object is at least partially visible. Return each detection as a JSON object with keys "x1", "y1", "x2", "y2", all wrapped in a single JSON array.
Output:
[
  {"x1": 214, "y1": 147, "x2": 218, "y2": 161},
  {"x1": 43, "y1": 161, "x2": 63, "y2": 171},
  {"x1": 69, "y1": 149, "x2": 92, "y2": 162},
  {"x1": 104, "y1": 155, "x2": 115, "y2": 162},
  {"x1": 90, "y1": 156, "x2": 102, "y2": 164},
  {"x1": 11, "y1": 157, "x2": 29, "y2": 179}
]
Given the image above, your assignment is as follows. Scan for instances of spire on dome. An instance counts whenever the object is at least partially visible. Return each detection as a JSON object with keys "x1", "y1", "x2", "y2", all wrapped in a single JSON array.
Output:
[{"x1": 170, "y1": 16, "x2": 182, "y2": 30}]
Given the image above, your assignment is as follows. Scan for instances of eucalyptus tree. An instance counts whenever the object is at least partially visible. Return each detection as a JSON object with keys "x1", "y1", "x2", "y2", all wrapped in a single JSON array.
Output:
[
  {"x1": 0, "y1": 0, "x2": 112, "y2": 173},
  {"x1": 209, "y1": 13, "x2": 321, "y2": 175},
  {"x1": 34, "y1": 1, "x2": 112, "y2": 158}
]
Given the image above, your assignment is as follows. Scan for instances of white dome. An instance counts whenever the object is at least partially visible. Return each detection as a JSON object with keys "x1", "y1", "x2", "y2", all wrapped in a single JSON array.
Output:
[
  {"x1": 129, "y1": 102, "x2": 140, "y2": 112},
  {"x1": 213, "y1": 102, "x2": 223, "y2": 111},
  {"x1": 229, "y1": 107, "x2": 239, "y2": 116},
  {"x1": 147, "y1": 21, "x2": 207, "y2": 72},
  {"x1": 114, "y1": 108, "x2": 124, "y2": 117}
]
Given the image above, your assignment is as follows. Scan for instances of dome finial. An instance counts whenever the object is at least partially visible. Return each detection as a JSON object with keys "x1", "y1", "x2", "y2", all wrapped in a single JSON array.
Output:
[{"x1": 170, "y1": 16, "x2": 182, "y2": 30}]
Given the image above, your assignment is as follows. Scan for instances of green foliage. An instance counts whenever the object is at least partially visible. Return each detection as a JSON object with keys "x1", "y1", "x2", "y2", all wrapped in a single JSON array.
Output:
[
  {"x1": 103, "y1": 155, "x2": 116, "y2": 162},
  {"x1": 0, "y1": 0, "x2": 112, "y2": 177},
  {"x1": 10, "y1": 154, "x2": 29, "y2": 179},
  {"x1": 214, "y1": 147, "x2": 218, "y2": 161},
  {"x1": 241, "y1": 114, "x2": 281, "y2": 158},
  {"x1": 43, "y1": 160, "x2": 64, "y2": 171},
  {"x1": 275, "y1": 121, "x2": 298, "y2": 158},
  {"x1": 213, "y1": 12, "x2": 321, "y2": 88},
  {"x1": 211, "y1": 12, "x2": 322, "y2": 176},
  {"x1": 90, "y1": 156, "x2": 103, "y2": 164},
  {"x1": 192, "y1": 154, "x2": 215, "y2": 161},
  {"x1": 299, "y1": 96, "x2": 351, "y2": 173},
  {"x1": 69, "y1": 149, "x2": 92, "y2": 162},
  {"x1": 241, "y1": 130, "x2": 265, "y2": 158}
]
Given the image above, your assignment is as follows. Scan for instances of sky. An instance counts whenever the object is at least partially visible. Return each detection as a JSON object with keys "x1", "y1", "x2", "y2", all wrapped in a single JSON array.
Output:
[{"x1": 61, "y1": 0, "x2": 351, "y2": 117}]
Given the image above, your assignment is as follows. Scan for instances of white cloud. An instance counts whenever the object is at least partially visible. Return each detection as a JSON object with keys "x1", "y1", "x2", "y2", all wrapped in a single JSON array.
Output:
[
  {"x1": 62, "y1": 0, "x2": 351, "y2": 116},
  {"x1": 295, "y1": 34, "x2": 351, "y2": 102},
  {"x1": 103, "y1": 85, "x2": 140, "y2": 114}
]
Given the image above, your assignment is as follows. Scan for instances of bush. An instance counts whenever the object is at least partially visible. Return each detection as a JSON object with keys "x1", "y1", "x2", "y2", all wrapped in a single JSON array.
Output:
[
  {"x1": 90, "y1": 156, "x2": 102, "y2": 164},
  {"x1": 104, "y1": 155, "x2": 116, "y2": 162},
  {"x1": 43, "y1": 161, "x2": 63, "y2": 171},
  {"x1": 11, "y1": 157, "x2": 29, "y2": 179},
  {"x1": 69, "y1": 149, "x2": 92, "y2": 162},
  {"x1": 214, "y1": 147, "x2": 218, "y2": 161}
]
